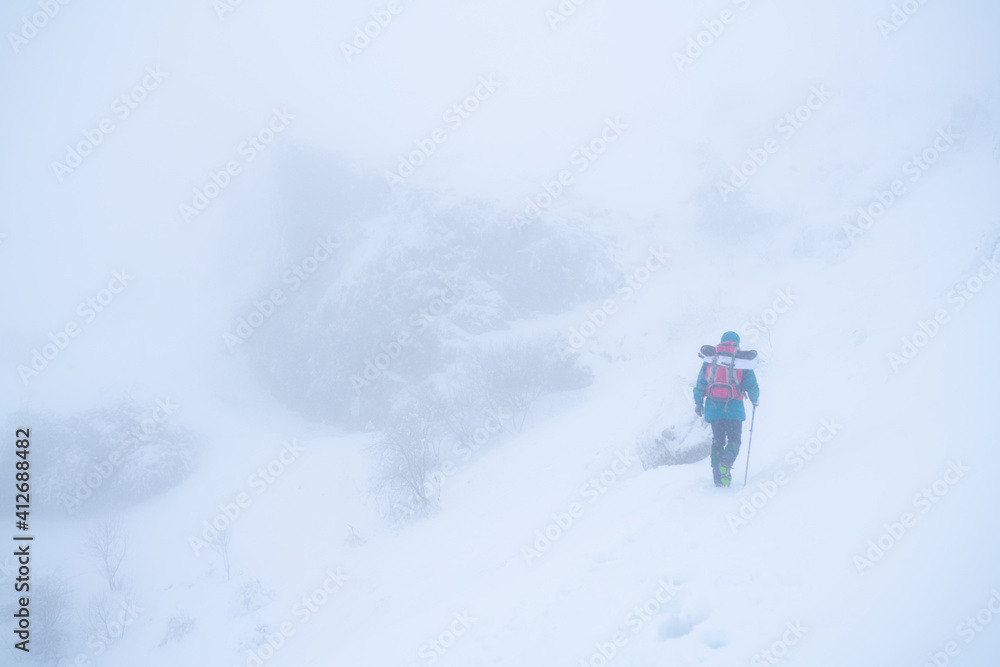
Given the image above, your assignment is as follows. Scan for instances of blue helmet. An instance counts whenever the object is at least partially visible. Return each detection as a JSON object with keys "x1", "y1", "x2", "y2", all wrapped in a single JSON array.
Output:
[{"x1": 720, "y1": 331, "x2": 740, "y2": 345}]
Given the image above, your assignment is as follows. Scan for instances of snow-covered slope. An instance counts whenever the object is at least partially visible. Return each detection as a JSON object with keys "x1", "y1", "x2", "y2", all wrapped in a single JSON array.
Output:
[
  {"x1": 36, "y1": 223, "x2": 1000, "y2": 667},
  {"x1": 3, "y1": 0, "x2": 1000, "y2": 665}
]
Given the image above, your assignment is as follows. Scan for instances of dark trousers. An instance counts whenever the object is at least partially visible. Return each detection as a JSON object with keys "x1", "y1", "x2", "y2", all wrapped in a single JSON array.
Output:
[{"x1": 710, "y1": 419, "x2": 742, "y2": 478}]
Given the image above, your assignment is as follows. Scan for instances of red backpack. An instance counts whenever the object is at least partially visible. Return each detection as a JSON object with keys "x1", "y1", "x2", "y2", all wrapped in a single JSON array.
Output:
[{"x1": 704, "y1": 341, "x2": 744, "y2": 401}]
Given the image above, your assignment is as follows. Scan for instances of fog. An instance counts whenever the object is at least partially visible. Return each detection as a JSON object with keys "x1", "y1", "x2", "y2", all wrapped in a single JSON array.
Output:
[{"x1": 2, "y1": 0, "x2": 999, "y2": 665}]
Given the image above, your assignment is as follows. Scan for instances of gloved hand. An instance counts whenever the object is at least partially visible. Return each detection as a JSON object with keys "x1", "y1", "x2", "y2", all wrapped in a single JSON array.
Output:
[
  {"x1": 695, "y1": 403, "x2": 703, "y2": 417},
  {"x1": 752, "y1": 400, "x2": 759, "y2": 407}
]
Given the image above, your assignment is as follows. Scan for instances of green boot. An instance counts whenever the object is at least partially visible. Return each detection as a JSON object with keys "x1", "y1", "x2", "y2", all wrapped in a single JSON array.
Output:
[{"x1": 719, "y1": 462, "x2": 732, "y2": 487}]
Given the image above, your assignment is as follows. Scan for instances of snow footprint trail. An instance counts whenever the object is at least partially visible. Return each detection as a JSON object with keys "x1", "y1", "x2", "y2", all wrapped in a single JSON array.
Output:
[
  {"x1": 530, "y1": 359, "x2": 841, "y2": 666},
  {"x1": 281, "y1": 347, "x2": 841, "y2": 667},
  {"x1": 475, "y1": 461, "x2": 813, "y2": 666},
  {"x1": 585, "y1": 471, "x2": 795, "y2": 666},
  {"x1": 243, "y1": 281, "x2": 981, "y2": 667},
  {"x1": 421, "y1": 365, "x2": 779, "y2": 666}
]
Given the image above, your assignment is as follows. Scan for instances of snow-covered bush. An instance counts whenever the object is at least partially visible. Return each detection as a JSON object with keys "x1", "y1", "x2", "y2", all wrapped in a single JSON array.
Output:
[
  {"x1": 235, "y1": 578, "x2": 274, "y2": 615},
  {"x1": 22, "y1": 576, "x2": 73, "y2": 663},
  {"x1": 242, "y1": 179, "x2": 617, "y2": 429},
  {"x1": 13, "y1": 399, "x2": 199, "y2": 516},
  {"x1": 369, "y1": 398, "x2": 445, "y2": 522},
  {"x1": 158, "y1": 613, "x2": 195, "y2": 647}
]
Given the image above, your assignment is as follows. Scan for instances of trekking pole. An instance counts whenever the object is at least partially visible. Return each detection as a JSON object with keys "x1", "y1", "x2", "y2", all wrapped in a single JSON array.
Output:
[{"x1": 743, "y1": 404, "x2": 757, "y2": 487}]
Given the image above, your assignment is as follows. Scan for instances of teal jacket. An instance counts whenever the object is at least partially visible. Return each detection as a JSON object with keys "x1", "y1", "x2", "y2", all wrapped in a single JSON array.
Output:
[
  {"x1": 693, "y1": 331, "x2": 759, "y2": 422},
  {"x1": 694, "y1": 364, "x2": 759, "y2": 422}
]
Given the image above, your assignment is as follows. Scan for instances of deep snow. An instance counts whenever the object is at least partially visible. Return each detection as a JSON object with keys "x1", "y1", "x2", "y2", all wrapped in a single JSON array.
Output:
[{"x1": 2, "y1": 0, "x2": 1000, "y2": 666}]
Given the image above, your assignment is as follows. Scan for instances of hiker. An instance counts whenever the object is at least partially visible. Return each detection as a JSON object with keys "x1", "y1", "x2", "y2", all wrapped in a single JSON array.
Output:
[{"x1": 694, "y1": 331, "x2": 759, "y2": 487}]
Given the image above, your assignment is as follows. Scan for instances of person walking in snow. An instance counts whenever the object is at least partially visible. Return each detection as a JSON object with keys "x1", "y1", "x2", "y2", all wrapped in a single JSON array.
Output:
[{"x1": 694, "y1": 331, "x2": 759, "y2": 487}]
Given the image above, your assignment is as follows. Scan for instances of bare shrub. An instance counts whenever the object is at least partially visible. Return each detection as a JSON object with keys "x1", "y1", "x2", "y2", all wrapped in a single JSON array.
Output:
[
  {"x1": 213, "y1": 527, "x2": 233, "y2": 582},
  {"x1": 30, "y1": 576, "x2": 73, "y2": 662},
  {"x1": 158, "y1": 613, "x2": 195, "y2": 647},
  {"x1": 369, "y1": 399, "x2": 444, "y2": 522},
  {"x1": 87, "y1": 516, "x2": 127, "y2": 592}
]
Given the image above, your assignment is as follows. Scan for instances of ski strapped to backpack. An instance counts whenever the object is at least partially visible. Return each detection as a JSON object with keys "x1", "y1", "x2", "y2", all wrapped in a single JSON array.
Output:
[
  {"x1": 698, "y1": 344, "x2": 758, "y2": 369},
  {"x1": 702, "y1": 341, "x2": 748, "y2": 401}
]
